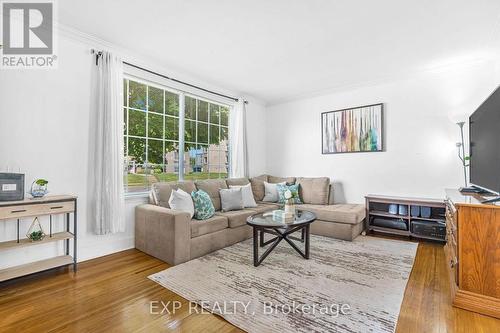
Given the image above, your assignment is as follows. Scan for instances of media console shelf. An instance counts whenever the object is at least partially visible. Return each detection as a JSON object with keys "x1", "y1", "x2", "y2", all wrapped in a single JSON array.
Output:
[
  {"x1": 365, "y1": 194, "x2": 446, "y2": 241},
  {"x1": 0, "y1": 195, "x2": 77, "y2": 282}
]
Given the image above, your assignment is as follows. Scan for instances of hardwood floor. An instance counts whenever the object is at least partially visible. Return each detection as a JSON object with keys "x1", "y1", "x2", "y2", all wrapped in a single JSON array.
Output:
[{"x1": 1, "y1": 241, "x2": 499, "y2": 332}]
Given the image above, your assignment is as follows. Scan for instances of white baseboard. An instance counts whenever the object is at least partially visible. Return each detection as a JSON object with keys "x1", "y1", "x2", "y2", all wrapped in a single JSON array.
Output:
[{"x1": 77, "y1": 235, "x2": 135, "y2": 262}]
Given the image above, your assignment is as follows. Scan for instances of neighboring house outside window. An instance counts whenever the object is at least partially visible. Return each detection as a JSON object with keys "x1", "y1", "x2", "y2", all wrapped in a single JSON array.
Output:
[{"x1": 123, "y1": 77, "x2": 231, "y2": 193}]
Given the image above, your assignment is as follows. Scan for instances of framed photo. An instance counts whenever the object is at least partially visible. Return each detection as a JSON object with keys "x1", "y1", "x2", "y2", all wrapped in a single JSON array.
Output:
[{"x1": 321, "y1": 103, "x2": 384, "y2": 154}]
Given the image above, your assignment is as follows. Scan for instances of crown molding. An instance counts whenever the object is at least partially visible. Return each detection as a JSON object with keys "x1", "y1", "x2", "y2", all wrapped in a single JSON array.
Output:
[
  {"x1": 55, "y1": 22, "x2": 498, "y2": 109},
  {"x1": 267, "y1": 53, "x2": 500, "y2": 107},
  {"x1": 55, "y1": 22, "x2": 267, "y2": 107}
]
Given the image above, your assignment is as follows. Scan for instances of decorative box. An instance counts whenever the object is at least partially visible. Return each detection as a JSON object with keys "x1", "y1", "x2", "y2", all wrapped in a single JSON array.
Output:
[
  {"x1": 272, "y1": 210, "x2": 295, "y2": 223},
  {"x1": 0, "y1": 173, "x2": 25, "y2": 201}
]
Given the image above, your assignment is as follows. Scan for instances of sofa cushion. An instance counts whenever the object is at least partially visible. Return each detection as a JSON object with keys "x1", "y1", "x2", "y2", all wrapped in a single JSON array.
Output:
[
  {"x1": 268, "y1": 175, "x2": 296, "y2": 185},
  {"x1": 256, "y1": 201, "x2": 281, "y2": 207},
  {"x1": 195, "y1": 179, "x2": 228, "y2": 211},
  {"x1": 215, "y1": 209, "x2": 256, "y2": 228},
  {"x1": 152, "y1": 181, "x2": 197, "y2": 208},
  {"x1": 249, "y1": 203, "x2": 278, "y2": 214},
  {"x1": 310, "y1": 220, "x2": 364, "y2": 241},
  {"x1": 250, "y1": 174, "x2": 268, "y2": 201},
  {"x1": 300, "y1": 204, "x2": 365, "y2": 224},
  {"x1": 226, "y1": 177, "x2": 250, "y2": 186},
  {"x1": 296, "y1": 177, "x2": 330, "y2": 205},
  {"x1": 190, "y1": 215, "x2": 228, "y2": 238}
]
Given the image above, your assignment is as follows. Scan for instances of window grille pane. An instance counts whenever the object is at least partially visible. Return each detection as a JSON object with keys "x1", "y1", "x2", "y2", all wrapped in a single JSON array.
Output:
[
  {"x1": 129, "y1": 81, "x2": 146, "y2": 110},
  {"x1": 123, "y1": 108, "x2": 127, "y2": 136},
  {"x1": 221, "y1": 126, "x2": 228, "y2": 142},
  {"x1": 185, "y1": 96, "x2": 196, "y2": 120},
  {"x1": 210, "y1": 104, "x2": 220, "y2": 124},
  {"x1": 185, "y1": 120, "x2": 196, "y2": 143},
  {"x1": 197, "y1": 122, "x2": 208, "y2": 144},
  {"x1": 198, "y1": 100, "x2": 208, "y2": 122},
  {"x1": 164, "y1": 116, "x2": 178, "y2": 141},
  {"x1": 128, "y1": 109, "x2": 146, "y2": 137},
  {"x1": 159, "y1": 141, "x2": 179, "y2": 182},
  {"x1": 126, "y1": 137, "x2": 148, "y2": 192},
  {"x1": 123, "y1": 79, "x2": 127, "y2": 106},
  {"x1": 148, "y1": 86, "x2": 164, "y2": 113},
  {"x1": 147, "y1": 139, "x2": 163, "y2": 164},
  {"x1": 127, "y1": 137, "x2": 146, "y2": 164},
  {"x1": 209, "y1": 125, "x2": 220, "y2": 144},
  {"x1": 165, "y1": 91, "x2": 179, "y2": 116},
  {"x1": 220, "y1": 106, "x2": 229, "y2": 126},
  {"x1": 148, "y1": 113, "x2": 163, "y2": 139}
]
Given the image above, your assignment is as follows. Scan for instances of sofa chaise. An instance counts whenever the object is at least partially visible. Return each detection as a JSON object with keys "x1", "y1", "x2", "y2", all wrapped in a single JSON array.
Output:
[{"x1": 135, "y1": 175, "x2": 365, "y2": 265}]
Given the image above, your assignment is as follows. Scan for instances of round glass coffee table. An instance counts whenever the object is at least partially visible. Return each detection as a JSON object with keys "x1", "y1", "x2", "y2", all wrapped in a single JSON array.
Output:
[{"x1": 246, "y1": 210, "x2": 316, "y2": 267}]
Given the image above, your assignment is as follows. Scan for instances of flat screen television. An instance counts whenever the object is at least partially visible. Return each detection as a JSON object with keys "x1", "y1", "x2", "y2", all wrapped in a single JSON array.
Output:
[{"x1": 469, "y1": 85, "x2": 500, "y2": 195}]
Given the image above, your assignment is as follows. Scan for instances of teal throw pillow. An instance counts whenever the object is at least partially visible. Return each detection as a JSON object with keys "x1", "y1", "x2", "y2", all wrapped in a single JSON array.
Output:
[
  {"x1": 276, "y1": 184, "x2": 302, "y2": 204},
  {"x1": 191, "y1": 189, "x2": 215, "y2": 220}
]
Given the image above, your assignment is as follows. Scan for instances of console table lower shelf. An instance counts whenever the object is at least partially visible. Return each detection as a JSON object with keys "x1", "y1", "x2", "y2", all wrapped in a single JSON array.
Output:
[
  {"x1": 0, "y1": 255, "x2": 74, "y2": 282},
  {"x1": 0, "y1": 195, "x2": 77, "y2": 283}
]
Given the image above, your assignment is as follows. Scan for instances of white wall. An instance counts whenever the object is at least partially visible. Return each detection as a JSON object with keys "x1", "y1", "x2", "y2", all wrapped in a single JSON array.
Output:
[
  {"x1": 265, "y1": 60, "x2": 500, "y2": 204},
  {"x1": 0, "y1": 33, "x2": 266, "y2": 269}
]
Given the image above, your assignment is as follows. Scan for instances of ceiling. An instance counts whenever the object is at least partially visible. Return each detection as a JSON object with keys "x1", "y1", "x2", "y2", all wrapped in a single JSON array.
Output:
[{"x1": 58, "y1": 0, "x2": 500, "y2": 105}]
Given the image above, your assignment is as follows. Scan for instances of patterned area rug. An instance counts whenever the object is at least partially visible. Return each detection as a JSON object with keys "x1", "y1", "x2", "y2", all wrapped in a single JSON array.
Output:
[{"x1": 149, "y1": 235, "x2": 418, "y2": 333}]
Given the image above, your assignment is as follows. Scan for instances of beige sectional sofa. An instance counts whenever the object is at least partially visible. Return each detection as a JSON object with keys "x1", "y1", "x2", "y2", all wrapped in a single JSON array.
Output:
[{"x1": 135, "y1": 175, "x2": 365, "y2": 265}]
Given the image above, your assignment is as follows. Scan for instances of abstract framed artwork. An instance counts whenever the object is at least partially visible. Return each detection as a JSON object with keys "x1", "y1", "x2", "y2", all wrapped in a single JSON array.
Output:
[{"x1": 321, "y1": 103, "x2": 384, "y2": 154}]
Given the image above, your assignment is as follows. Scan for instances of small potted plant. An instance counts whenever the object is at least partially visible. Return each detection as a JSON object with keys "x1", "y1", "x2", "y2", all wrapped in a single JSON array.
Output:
[
  {"x1": 30, "y1": 179, "x2": 48, "y2": 198},
  {"x1": 26, "y1": 217, "x2": 46, "y2": 242}
]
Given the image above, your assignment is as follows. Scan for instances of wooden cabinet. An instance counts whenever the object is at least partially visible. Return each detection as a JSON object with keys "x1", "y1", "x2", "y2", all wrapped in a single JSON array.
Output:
[{"x1": 445, "y1": 189, "x2": 500, "y2": 319}]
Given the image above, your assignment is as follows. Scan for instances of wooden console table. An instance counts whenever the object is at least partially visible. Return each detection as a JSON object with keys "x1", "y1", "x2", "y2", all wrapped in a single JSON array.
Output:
[
  {"x1": 0, "y1": 195, "x2": 77, "y2": 282},
  {"x1": 445, "y1": 189, "x2": 500, "y2": 319}
]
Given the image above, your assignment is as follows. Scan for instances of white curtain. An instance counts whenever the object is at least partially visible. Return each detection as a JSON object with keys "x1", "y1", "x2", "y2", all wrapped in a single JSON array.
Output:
[
  {"x1": 229, "y1": 99, "x2": 249, "y2": 178},
  {"x1": 89, "y1": 51, "x2": 125, "y2": 234}
]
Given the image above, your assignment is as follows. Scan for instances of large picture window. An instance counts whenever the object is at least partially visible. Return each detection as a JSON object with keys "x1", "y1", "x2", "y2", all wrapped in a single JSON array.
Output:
[{"x1": 123, "y1": 78, "x2": 231, "y2": 193}]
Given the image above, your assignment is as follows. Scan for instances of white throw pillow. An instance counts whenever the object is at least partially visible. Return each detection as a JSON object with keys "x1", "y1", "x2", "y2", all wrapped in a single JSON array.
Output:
[
  {"x1": 230, "y1": 183, "x2": 257, "y2": 208},
  {"x1": 262, "y1": 181, "x2": 286, "y2": 202},
  {"x1": 168, "y1": 188, "x2": 194, "y2": 218}
]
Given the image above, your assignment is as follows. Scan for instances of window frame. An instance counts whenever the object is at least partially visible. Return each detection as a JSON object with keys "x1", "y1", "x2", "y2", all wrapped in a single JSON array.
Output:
[{"x1": 123, "y1": 72, "x2": 233, "y2": 195}]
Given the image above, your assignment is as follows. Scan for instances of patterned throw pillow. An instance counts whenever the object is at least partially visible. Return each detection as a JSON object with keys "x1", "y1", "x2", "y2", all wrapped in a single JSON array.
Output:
[
  {"x1": 276, "y1": 184, "x2": 302, "y2": 204},
  {"x1": 191, "y1": 189, "x2": 215, "y2": 220}
]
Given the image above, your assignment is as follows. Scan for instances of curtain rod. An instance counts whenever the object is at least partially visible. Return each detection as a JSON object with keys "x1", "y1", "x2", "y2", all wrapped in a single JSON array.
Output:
[{"x1": 91, "y1": 49, "x2": 247, "y2": 104}]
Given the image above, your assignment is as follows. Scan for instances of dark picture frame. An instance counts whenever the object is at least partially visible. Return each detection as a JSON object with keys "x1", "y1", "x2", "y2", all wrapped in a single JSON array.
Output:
[{"x1": 321, "y1": 103, "x2": 384, "y2": 154}]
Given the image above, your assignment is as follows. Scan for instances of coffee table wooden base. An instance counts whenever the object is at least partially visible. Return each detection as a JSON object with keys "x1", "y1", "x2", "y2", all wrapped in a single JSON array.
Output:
[{"x1": 252, "y1": 224, "x2": 310, "y2": 267}]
